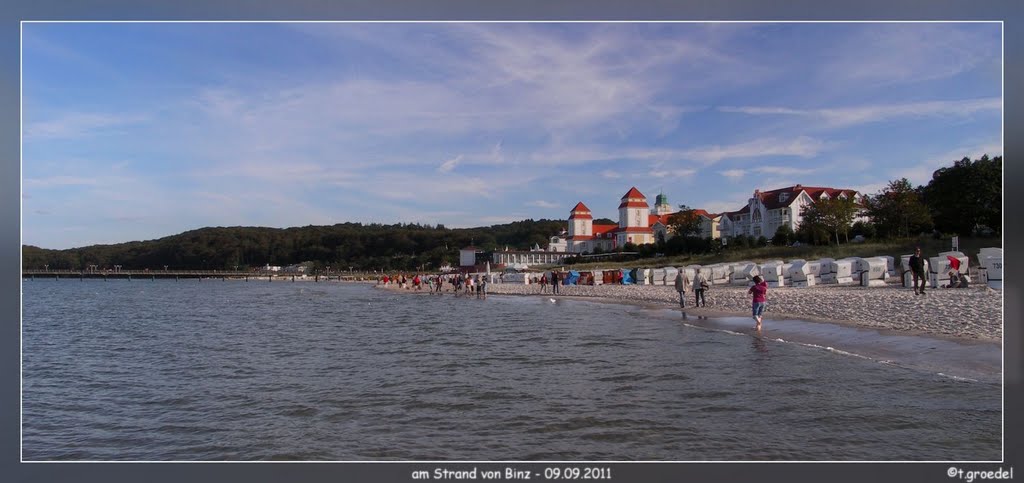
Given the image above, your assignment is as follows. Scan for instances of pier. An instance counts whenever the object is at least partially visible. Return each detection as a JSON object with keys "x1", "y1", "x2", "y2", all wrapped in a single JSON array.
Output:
[{"x1": 21, "y1": 269, "x2": 368, "y2": 282}]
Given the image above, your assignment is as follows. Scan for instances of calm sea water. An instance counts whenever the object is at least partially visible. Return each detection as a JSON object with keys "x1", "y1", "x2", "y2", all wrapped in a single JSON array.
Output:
[{"x1": 22, "y1": 279, "x2": 1001, "y2": 461}]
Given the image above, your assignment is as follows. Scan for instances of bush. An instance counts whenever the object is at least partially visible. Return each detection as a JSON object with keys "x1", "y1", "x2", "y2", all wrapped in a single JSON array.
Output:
[
  {"x1": 851, "y1": 221, "x2": 876, "y2": 239},
  {"x1": 772, "y1": 225, "x2": 795, "y2": 246}
]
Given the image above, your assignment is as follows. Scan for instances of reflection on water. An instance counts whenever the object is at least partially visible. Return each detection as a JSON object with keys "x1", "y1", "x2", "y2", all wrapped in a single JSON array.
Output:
[
  {"x1": 751, "y1": 336, "x2": 769, "y2": 354},
  {"x1": 22, "y1": 280, "x2": 1000, "y2": 461}
]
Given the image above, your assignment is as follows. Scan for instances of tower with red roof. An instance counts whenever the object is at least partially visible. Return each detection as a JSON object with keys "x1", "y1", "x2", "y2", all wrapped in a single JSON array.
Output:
[
  {"x1": 566, "y1": 202, "x2": 594, "y2": 252},
  {"x1": 615, "y1": 187, "x2": 654, "y2": 247}
]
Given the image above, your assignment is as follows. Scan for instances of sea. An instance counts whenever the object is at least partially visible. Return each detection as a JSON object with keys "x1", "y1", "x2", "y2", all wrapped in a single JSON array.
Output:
[{"x1": 21, "y1": 279, "x2": 1002, "y2": 461}]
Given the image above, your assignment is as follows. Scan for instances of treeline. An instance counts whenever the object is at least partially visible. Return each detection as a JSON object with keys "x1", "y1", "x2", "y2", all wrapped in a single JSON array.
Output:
[{"x1": 22, "y1": 219, "x2": 566, "y2": 272}]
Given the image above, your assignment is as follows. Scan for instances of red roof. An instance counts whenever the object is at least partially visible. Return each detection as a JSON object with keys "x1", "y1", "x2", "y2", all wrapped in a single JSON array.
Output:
[
  {"x1": 616, "y1": 226, "x2": 653, "y2": 234},
  {"x1": 571, "y1": 201, "x2": 591, "y2": 213},
  {"x1": 618, "y1": 187, "x2": 649, "y2": 208},
  {"x1": 621, "y1": 187, "x2": 646, "y2": 200},
  {"x1": 723, "y1": 205, "x2": 751, "y2": 220},
  {"x1": 755, "y1": 185, "x2": 859, "y2": 209},
  {"x1": 649, "y1": 214, "x2": 672, "y2": 226},
  {"x1": 568, "y1": 201, "x2": 592, "y2": 219}
]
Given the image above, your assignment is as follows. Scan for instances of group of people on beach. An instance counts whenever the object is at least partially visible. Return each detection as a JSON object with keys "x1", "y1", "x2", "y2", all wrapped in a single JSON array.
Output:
[
  {"x1": 674, "y1": 268, "x2": 768, "y2": 332},
  {"x1": 536, "y1": 272, "x2": 561, "y2": 295},
  {"x1": 379, "y1": 273, "x2": 488, "y2": 298},
  {"x1": 673, "y1": 268, "x2": 710, "y2": 309},
  {"x1": 907, "y1": 246, "x2": 970, "y2": 293}
]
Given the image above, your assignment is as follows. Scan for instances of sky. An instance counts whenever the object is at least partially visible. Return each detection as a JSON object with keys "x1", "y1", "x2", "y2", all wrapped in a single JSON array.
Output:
[{"x1": 21, "y1": 22, "x2": 1002, "y2": 250}]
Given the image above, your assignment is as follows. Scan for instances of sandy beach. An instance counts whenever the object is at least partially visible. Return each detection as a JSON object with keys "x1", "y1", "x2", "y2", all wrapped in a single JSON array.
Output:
[{"x1": 382, "y1": 280, "x2": 1003, "y2": 342}]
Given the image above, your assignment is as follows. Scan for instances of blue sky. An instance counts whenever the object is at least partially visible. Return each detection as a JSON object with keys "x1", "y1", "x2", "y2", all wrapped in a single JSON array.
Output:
[{"x1": 22, "y1": 22, "x2": 1001, "y2": 250}]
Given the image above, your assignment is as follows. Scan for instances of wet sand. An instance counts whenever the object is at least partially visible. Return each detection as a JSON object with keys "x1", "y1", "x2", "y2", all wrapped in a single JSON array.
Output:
[{"x1": 477, "y1": 281, "x2": 1002, "y2": 341}]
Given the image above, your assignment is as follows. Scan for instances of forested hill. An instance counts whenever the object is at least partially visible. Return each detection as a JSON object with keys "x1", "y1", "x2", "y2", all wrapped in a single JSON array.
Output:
[{"x1": 22, "y1": 219, "x2": 568, "y2": 272}]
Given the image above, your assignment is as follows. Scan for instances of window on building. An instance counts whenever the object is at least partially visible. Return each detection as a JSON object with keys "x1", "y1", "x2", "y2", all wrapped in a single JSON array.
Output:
[{"x1": 779, "y1": 192, "x2": 789, "y2": 203}]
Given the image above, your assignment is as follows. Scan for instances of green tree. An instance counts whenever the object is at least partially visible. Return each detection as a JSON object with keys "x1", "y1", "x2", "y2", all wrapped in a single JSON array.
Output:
[
  {"x1": 863, "y1": 178, "x2": 932, "y2": 238},
  {"x1": 922, "y1": 155, "x2": 1001, "y2": 235},
  {"x1": 668, "y1": 205, "x2": 702, "y2": 237},
  {"x1": 799, "y1": 197, "x2": 860, "y2": 245},
  {"x1": 772, "y1": 224, "x2": 795, "y2": 246}
]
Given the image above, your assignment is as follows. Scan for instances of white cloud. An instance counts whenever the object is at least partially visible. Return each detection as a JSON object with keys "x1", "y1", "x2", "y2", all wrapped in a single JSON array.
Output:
[
  {"x1": 701, "y1": 200, "x2": 745, "y2": 214},
  {"x1": 891, "y1": 142, "x2": 1002, "y2": 186},
  {"x1": 681, "y1": 136, "x2": 826, "y2": 165},
  {"x1": 526, "y1": 200, "x2": 560, "y2": 209},
  {"x1": 650, "y1": 168, "x2": 697, "y2": 178},
  {"x1": 600, "y1": 170, "x2": 622, "y2": 179},
  {"x1": 490, "y1": 140, "x2": 505, "y2": 164},
  {"x1": 719, "y1": 97, "x2": 1000, "y2": 129},
  {"x1": 23, "y1": 175, "x2": 103, "y2": 187},
  {"x1": 753, "y1": 166, "x2": 818, "y2": 176},
  {"x1": 850, "y1": 181, "x2": 891, "y2": 197},
  {"x1": 720, "y1": 169, "x2": 745, "y2": 180},
  {"x1": 24, "y1": 112, "x2": 147, "y2": 140},
  {"x1": 818, "y1": 24, "x2": 1000, "y2": 88},
  {"x1": 439, "y1": 155, "x2": 464, "y2": 173}
]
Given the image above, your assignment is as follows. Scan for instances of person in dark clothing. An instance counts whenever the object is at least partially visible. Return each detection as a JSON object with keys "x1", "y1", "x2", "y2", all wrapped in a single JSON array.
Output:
[
  {"x1": 674, "y1": 270, "x2": 690, "y2": 308},
  {"x1": 908, "y1": 247, "x2": 928, "y2": 295},
  {"x1": 551, "y1": 271, "x2": 560, "y2": 294}
]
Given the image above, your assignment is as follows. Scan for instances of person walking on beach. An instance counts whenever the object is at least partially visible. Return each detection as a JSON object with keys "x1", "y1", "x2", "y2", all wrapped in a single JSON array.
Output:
[
  {"x1": 551, "y1": 271, "x2": 560, "y2": 294},
  {"x1": 674, "y1": 269, "x2": 690, "y2": 308},
  {"x1": 693, "y1": 268, "x2": 708, "y2": 307},
  {"x1": 909, "y1": 247, "x2": 928, "y2": 295},
  {"x1": 749, "y1": 275, "x2": 768, "y2": 331},
  {"x1": 539, "y1": 273, "x2": 548, "y2": 294}
]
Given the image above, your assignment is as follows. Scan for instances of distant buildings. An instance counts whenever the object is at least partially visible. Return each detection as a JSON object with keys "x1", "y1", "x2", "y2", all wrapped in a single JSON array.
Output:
[
  {"x1": 461, "y1": 183, "x2": 866, "y2": 267},
  {"x1": 463, "y1": 244, "x2": 568, "y2": 271},
  {"x1": 565, "y1": 184, "x2": 863, "y2": 253},
  {"x1": 567, "y1": 187, "x2": 658, "y2": 253}
]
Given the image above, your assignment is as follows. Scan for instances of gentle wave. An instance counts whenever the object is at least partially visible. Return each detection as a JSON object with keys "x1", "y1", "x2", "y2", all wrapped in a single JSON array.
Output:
[{"x1": 22, "y1": 281, "x2": 1001, "y2": 461}]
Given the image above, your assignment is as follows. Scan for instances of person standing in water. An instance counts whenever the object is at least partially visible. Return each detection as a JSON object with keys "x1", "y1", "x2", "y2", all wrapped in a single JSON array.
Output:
[
  {"x1": 673, "y1": 269, "x2": 690, "y2": 308},
  {"x1": 748, "y1": 275, "x2": 768, "y2": 331}
]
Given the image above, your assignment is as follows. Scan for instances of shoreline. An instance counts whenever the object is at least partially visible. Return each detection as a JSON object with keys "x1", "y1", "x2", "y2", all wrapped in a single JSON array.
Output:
[{"x1": 377, "y1": 280, "x2": 1002, "y2": 342}]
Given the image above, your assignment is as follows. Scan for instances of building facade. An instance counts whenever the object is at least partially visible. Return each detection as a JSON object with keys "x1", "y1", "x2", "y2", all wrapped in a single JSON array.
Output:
[
  {"x1": 718, "y1": 184, "x2": 863, "y2": 239},
  {"x1": 566, "y1": 187, "x2": 659, "y2": 253}
]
